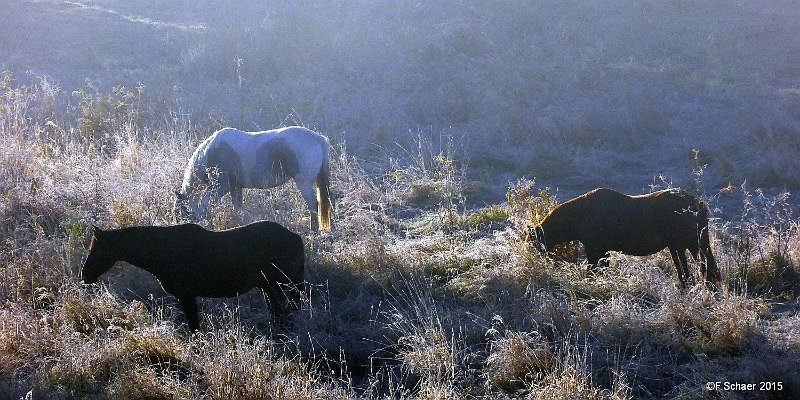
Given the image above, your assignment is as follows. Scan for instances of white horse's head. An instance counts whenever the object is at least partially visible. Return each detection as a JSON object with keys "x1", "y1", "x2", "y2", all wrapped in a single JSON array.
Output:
[{"x1": 173, "y1": 189, "x2": 201, "y2": 223}]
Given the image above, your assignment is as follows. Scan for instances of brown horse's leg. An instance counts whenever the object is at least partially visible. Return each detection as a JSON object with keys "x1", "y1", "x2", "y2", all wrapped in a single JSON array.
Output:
[
  {"x1": 177, "y1": 296, "x2": 200, "y2": 331},
  {"x1": 669, "y1": 248, "x2": 689, "y2": 288},
  {"x1": 688, "y1": 243, "x2": 705, "y2": 280},
  {"x1": 696, "y1": 231, "x2": 722, "y2": 288},
  {"x1": 692, "y1": 245, "x2": 722, "y2": 289}
]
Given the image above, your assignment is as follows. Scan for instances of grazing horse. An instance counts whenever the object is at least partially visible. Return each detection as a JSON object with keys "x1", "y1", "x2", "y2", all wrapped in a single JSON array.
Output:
[
  {"x1": 81, "y1": 221, "x2": 305, "y2": 331},
  {"x1": 526, "y1": 187, "x2": 722, "y2": 288},
  {"x1": 174, "y1": 126, "x2": 333, "y2": 231}
]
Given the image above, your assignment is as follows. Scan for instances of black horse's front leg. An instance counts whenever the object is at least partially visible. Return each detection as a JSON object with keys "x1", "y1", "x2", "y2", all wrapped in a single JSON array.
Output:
[{"x1": 177, "y1": 296, "x2": 200, "y2": 331}]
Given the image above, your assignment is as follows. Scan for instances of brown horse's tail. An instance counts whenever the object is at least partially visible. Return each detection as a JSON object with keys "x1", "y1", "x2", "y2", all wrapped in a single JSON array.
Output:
[
  {"x1": 313, "y1": 140, "x2": 334, "y2": 231},
  {"x1": 698, "y1": 201, "x2": 722, "y2": 288}
]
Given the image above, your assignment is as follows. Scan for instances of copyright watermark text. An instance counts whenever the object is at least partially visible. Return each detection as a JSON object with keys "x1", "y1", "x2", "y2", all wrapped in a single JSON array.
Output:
[{"x1": 706, "y1": 381, "x2": 783, "y2": 391}]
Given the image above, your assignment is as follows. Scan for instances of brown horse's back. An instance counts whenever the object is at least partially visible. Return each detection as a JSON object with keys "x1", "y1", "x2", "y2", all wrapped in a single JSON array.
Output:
[
  {"x1": 637, "y1": 188, "x2": 709, "y2": 250},
  {"x1": 578, "y1": 188, "x2": 707, "y2": 256},
  {"x1": 576, "y1": 188, "x2": 665, "y2": 256}
]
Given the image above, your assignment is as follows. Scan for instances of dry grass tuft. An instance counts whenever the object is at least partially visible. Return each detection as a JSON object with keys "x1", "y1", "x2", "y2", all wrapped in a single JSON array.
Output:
[
  {"x1": 658, "y1": 287, "x2": 767, "y2": 355},
  {"x1": 506, "y1": 179, "x2": 558, "y2": 235},
  {"x1": 57, "y1": 287, "x2": 150, "y2": 335},
  {"x1": 527, "y1": 342, "x2": 631, "y2": 400},
  {"x1": 486, "y1": 327, "x2": 554, "y2": 391}
]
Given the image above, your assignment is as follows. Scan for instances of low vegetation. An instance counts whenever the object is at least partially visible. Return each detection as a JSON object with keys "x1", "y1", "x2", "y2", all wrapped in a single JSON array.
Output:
[{"x1": 1, "y1": 77, "x2": 799, "y2": 399}]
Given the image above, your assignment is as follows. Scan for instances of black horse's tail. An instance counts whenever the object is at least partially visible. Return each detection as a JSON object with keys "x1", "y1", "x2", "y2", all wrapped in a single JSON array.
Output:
[{"x1": 314, "y1": 138, "x2": 334, "y2": 231}]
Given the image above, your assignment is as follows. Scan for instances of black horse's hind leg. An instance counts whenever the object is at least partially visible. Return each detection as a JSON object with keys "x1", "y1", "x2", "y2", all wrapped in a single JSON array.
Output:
[
  {"x1": 669, "y1": 247, "x2": 690, "y2": 288},
  {"x1": 261, "y1": 281, "x2": 297, "y2": 325},
  {"x1": 177, "y1": 296, "x2": 200, "y2": 331}
]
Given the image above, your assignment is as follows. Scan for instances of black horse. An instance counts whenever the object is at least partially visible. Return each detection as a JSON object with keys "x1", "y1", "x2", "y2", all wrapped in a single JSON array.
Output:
[
  {"x1": 82, "y1": 221, "x2": 305, "y2": 331},
  {"x1": 527, "y1": 188, "x2": 722, "y2": 288}
]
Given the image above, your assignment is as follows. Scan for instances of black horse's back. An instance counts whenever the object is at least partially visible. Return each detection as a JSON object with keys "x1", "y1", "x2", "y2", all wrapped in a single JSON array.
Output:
[{"x1": 234, "y1": 220, "x2": 305, "y2": 263}]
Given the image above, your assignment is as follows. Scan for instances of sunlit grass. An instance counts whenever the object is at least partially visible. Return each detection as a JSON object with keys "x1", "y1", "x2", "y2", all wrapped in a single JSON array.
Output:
[{"x1": 0, "y1": 70, "x2": 798, "y2": 399}]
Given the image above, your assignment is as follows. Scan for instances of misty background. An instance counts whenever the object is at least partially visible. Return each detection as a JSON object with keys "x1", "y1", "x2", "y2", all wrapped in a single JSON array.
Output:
[{"x1": 2, "y1": 0, "x2": 799, "y2": 200}]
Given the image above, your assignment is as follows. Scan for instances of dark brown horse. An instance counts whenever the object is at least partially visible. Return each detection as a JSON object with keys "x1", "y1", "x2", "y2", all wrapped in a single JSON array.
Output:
[
  {"x1": 527, "y1": 188, "x2": 721, "y2": 288},
  {"x1": 82, "y1": 221, "x2": 305, "y2": 331}
]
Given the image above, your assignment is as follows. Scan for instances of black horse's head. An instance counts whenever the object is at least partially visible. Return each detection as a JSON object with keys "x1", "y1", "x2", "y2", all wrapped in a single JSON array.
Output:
[{"x1": 81, "y1": 225, "x2": 119, "y2": 284}]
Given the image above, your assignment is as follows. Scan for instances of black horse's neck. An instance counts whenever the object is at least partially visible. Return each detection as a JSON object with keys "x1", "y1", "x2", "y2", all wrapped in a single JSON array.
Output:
[{"x1": 107, "y1": 226, "x2": 170, "y2": 277}]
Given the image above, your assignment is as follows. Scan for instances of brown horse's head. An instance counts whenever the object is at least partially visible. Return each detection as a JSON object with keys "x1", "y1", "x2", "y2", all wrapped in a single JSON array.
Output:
[
  {"x1": 524, "y1": 225, "x2": 554, "y2": 252},
  {"x1": 81, "y1": 225, "x2": 119, "y2": 284}
]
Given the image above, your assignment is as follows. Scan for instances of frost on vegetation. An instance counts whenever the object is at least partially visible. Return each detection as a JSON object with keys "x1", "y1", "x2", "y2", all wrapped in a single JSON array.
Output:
[
  {"x1": 7, "y1": 1, "x2": 800, "y2": 188},
  {"x1": 0, "y1": 53, "x2": 799, "y2": 398}
]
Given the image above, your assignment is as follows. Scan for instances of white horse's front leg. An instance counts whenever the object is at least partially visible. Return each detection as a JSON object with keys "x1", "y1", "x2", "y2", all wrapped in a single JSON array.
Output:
[{"x1": 195, "y1": 189, "x2": 213, "y2": 222}]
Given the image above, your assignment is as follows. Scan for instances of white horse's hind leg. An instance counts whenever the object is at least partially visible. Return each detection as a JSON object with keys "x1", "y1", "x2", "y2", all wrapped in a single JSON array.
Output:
[
  {"x1": 298, "y1": 183, "x2": 319, "y2": 232},
  {"x1": 230, "y1": 184, "x2": 243, "y2": 209}
]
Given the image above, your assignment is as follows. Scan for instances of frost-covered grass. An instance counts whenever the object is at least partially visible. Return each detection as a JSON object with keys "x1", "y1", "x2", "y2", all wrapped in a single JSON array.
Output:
[
  {"x1": 2, "y1": 1, "x2": 800, "y2": 397},
  {"x1": 1, "y1": 78, "x2": 800, "y2": 399}
]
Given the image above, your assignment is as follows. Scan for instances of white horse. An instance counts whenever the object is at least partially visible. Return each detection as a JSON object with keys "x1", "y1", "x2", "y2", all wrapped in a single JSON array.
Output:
[{"x1": 174, "y1": 126, "x2": 333, "y2": 231}]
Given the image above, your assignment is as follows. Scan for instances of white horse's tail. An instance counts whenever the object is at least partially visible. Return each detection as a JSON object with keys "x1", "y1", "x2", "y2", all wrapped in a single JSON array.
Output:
[{"x1": 314, "y1": 141, "x2": 334, "y2": 231}]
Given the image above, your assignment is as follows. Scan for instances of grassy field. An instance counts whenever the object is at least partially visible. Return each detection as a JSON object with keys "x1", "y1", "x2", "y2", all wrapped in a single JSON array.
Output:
[
  {"x1": 3, "y1": 1, "x2": 800, "y2": 193},
  {"x1": 0, "y1": 77, "x2": 798, "y2": 399},
  {"x1": 2, "y1": 1, "x2": 799, "y2": 398}
]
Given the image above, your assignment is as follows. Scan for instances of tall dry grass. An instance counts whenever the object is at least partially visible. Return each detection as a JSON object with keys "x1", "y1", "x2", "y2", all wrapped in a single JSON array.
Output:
[{"x1": 1, "y1": 76, "x2": 799, "y2": 399}]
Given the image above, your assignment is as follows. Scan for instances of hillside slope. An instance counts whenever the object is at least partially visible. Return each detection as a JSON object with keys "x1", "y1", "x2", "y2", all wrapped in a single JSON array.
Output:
[{"x1": 2, "y1": 0, "x2": 798, "y2": 192}]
